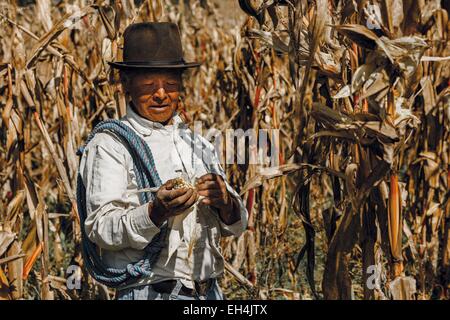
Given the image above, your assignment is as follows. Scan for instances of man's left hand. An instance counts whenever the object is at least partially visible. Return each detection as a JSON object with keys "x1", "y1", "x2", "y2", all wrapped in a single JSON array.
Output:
[
  {"x1": 196, "y1": 173, "x2": 241, "y2": 225},
  {"x1": 196, "y1": 173, "x2": 242, "y2": 225},
  {"x1": 196, "y1": 173, "x2": 232, "y2": 211}
]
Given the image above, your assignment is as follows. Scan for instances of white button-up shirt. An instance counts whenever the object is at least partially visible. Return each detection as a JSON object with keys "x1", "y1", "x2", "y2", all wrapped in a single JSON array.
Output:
[{"x1": 79, "y1": 105, "x2": 248, "y2": 290}]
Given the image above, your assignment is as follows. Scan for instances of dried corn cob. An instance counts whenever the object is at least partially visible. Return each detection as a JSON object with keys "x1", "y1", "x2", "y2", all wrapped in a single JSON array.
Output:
[{"x1": 172, "y1": 177, "x2": 195, "y2": 190}]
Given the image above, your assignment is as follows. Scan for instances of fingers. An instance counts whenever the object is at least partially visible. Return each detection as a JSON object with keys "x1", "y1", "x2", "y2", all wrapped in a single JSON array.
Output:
[
  {"x1": 170, "y1": 189, "x2": 199, "y2": 213},
  {"x1": 168, "y1": 188, "x2": 194, "y2": 208},
  {"x1": 180, "y1": 189, "x2": 199, "y2": 209},
  {"x1": 160, "y1": 187, "x2": 188, "y2": 201},
  {"x1": 158, "y1": 174, "x2": 229, "y2": 217},
  {"x1": 197, "y1": 176, "x2": 226, "y2": 198},
  {"x1": 163, "y1": 179, "x2": 177, "y2": 190},
  {"x1": 198, "y1": 188, "x2": 223, "y2": 198},
  {"x1": 197, "y1": 175, "x2": 226, "y2": 199},
  {"x1": 196, "y1": 174, "x2": 229, "y2": 209},
  {"x1": 159, "y1": 178, "x2": 195, "y2": 200},
  {"x1": 196, "y1": 180, "x2": 220, "y2": 191},
  {"x1": 196, "y1": 173, "x2": 222, "y2": 184}
]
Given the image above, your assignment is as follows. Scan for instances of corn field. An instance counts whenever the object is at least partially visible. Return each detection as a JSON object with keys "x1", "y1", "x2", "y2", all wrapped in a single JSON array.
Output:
[{"x1": 0, "y1": 0, "x2": 449, "y2": 300}]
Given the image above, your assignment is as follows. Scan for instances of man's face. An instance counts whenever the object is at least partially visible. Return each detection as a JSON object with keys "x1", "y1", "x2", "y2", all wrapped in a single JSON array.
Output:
[{"x1": 121, "y1": 70, "x2": 182, "y2": 124}]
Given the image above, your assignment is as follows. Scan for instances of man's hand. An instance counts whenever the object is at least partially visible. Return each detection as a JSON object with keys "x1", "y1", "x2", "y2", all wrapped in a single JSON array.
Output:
[
  {"x1": 149, "y1": 179, "x2": 198, "y2": 227},
  {"x1": 196, "y1": 173, "x2": 240, "y2": 225}
]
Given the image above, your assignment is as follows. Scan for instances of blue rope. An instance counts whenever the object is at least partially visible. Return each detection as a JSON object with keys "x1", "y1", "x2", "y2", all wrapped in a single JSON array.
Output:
[{"x1": 76, "y1": 119, "x2": 167, "y2": 288}]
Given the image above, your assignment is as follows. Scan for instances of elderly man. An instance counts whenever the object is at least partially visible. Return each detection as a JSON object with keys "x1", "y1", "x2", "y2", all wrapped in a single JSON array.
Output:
[{"x1": 77, "y1": 22, "x2": 248, "y2": 300}]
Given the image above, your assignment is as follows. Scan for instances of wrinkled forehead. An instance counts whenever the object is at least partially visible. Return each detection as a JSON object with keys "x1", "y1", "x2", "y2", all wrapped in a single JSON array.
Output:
[{"x1": 121, "y1": 69, "x2": 182, "y2": 81}]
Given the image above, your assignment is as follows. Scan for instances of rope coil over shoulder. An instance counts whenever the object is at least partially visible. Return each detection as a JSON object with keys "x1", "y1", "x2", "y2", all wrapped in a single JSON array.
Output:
[{"x1": 76, "y1": 119, "x2": 167, "y2": 288}]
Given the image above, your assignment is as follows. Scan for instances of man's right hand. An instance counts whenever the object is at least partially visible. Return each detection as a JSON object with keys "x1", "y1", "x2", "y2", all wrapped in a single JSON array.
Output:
[{"x1": 148, "y1": 179, "x2": 198, "y2": 227}]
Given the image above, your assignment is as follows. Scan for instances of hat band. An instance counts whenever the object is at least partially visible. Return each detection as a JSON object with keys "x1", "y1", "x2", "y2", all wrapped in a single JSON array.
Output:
[{"x1": 120, "y1": 59, "x2": 186, "y2": 66}]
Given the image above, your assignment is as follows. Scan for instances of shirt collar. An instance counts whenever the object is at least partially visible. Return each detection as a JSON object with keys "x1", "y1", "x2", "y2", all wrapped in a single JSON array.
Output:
[{"x1": 124, "y1": 103, "x2": 186, "y2": 136}]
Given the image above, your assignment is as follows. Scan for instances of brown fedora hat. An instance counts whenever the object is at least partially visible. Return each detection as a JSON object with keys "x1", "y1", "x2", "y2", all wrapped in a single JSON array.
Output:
[{"x1": 108, "y1": 22, "x2": 200, "y2": 70}]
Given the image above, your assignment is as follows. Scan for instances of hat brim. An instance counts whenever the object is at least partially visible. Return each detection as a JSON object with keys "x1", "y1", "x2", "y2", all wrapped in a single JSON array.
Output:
[{"x1": 108, "y1": 61, "x2": 201, "y2": 70}]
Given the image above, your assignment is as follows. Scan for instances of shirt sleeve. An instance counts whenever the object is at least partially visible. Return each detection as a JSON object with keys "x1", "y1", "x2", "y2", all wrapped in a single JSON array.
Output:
[
  {"x1": 200, "y1": 137, "x2": 248, "y2": 238},
  {"x1": 79, "y1": 133, "x2": 161, "y2": 251}
]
